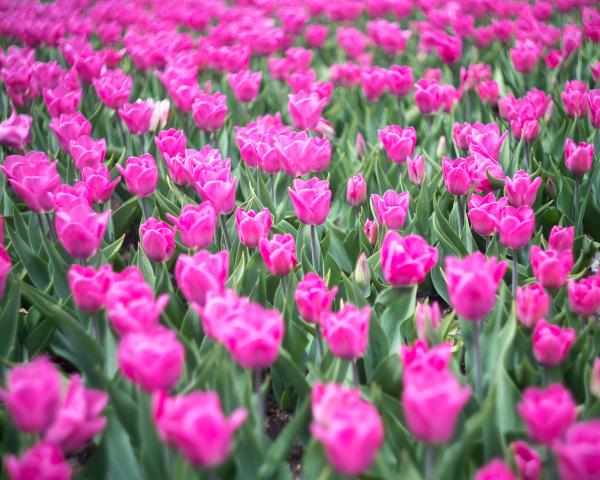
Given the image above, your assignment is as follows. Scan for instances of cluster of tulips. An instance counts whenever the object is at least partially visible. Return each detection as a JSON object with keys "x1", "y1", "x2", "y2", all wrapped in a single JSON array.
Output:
[{"x1": 1, "y1": 0, "x2": 600, "y2": 478}]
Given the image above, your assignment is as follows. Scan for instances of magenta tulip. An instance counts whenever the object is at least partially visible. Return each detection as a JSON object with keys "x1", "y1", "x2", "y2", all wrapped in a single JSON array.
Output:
[
  {"x1": 532, "y1": 320, "x2": 576, "y2": 366},
  {"x1": 288, "y1": 91, "x2": 327, "y2": 131},
  {"x1": 346, "y1": 174, "x2": 367, "y2": 206},
  {"x1": 554, "y1": 421, "x2": 600, "y2": 480},
  {"x1": 167, "y1": 203, "x2": 216, "y2": 250},
  {"x1": 235, "y1": 208, "x2": 272, "y2": 248},
  {"x1": 371, "y1": 190, "x2": 410, "y2": 230},
  {"x1": 567, "y1": 275, "x2": 600, "y2": 317},
  {"x1": 496, "y1": 205, "x2": 535, "y2": 250},
  {"x1": 516, "y1": 283, "x2": 550, "y2": 328},
  {"x1": 116, "y1": 154, "x2": 158, "y2": 198},
  {"x1": 530, "y1": 246, "x2": 573, "y2": 290},
  {"x1": 321, "y1": 304, "x2": 371, "y2": 360},
  {"x1": 175, "y1": 251, "x2": 229, "y2": 307},
  {"x1": 55, "y1": 202, "x2": 110, "y2": 259},
  {"x1": 512, "y1": 441, "x2": 542, "y2": 480},
  {"x1": 68, "y1": 264, "x2": 113, "y2": 312},
  {"x1": 294, "y1": 273, "x2": 338, "y2": 324},
  {"x1": 5, "y1": 443, "x2": 71, "y2": 480},
  {"x1": 564, "y1": 139, "x2": 594, "y2": 176},
  {"x1": 381, "y1": 231, "x2": 438, "y2": 286},
  {"x1": 259, "y1": 233, "x2": 298, "y2": 277},
  {"x1": 378, "y1": 125, "x2": 417, "y2": 164},
  {"x1": 505, "y1": 170, "x2": 541, "y2": 207},
  {"x1": 289, "y1": 177, "x2": 331, "y2": 225}
]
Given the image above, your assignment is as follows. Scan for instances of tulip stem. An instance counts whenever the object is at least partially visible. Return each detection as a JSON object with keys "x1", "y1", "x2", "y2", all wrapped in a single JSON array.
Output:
[
  {"x1": 456, "y1": 195, "x2": 465, "y2": 236},
  {"x1": 253, "y1": 369, "x2": 265, "y2": 445},
  {"x1": 44, "y1": 213, "x2": 56, "y2": 242},
  {"x1": 310, "y1": 224, "x2": 320, "y2": 274},
  {"x1": 351, "y1": 359, "x2": 360, "y2": 387},
  {"x1": 219, "y1": 215, "x2": 232, "y2": 251},
  {"x1": 269, "y1": 174, "x2": 276, "y2": 205},
  {"x1": 524, "y1": 141, "x2": 530, "y2": 170},
  {"x1": 472, "y1": 320, "x2": 483, "y2": 401},
  {"x1": 425, "y1": 444, "x2": 435, "y2": 480},
  {"x1": 140, "y1": 197, "x2": 151, "y2": 220},
  {"x1": 315, "y1": 324, "x2": 324, "y2": 365},
  {"x1": 512, "y1": 249, "x2": 518, "y2": 300},
  {"x1": 574, "y1": 176, "x2": 580, "y2": 234}
]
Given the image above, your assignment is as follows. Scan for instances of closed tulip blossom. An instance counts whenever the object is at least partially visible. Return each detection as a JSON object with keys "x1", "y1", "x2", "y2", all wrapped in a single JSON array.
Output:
[
  {"x1": 68, "y1": 264, "x2": 113, "y2": 312},
  {"x1": 518, "y1": 384, "x2": 577, "y2": 445},
  {"x1": 152, "y1": 390, "x2": 247, "y2": 467},
  {"x1": 294, "y1": 273, "x2": 338, "y2": 324},
  {"x1": 360, "y1": 66, "x2": 389, "y2": 102},
  {"x1": 49, "y1": 112, "x2": 92, "y2": 151},
  {"x1": 53, "y1": 183, "x2": 89, "y2": 210},
  {"x1": 227, "y1": 70, "x2": 262, "y2": 103},
  {"x1": 5, "y1": 443, "x2": 71, "y2": 480},
  {"x1": 505, "y1": 171, "x2": 541, "y2": 207},
  {"x1": 530, "y1": 246, "x2": 573, "y2": 290},
  {"x1": 289, "y1": 178, "x2": 331, "y2": 225},
  {"x1": 467, "y1": 193, "x2": 507, "y2": 237},
  {"x1": 407, "y1": 155, "x2": 426, "y2": 185},
  {"x1": 414, "y1": 78, "x2": 441, "y2": 115},
  {"x1": 167, "y1": 203, "x2": 216, "y2": 250},
  {"x1": 371, "y1": 190, "x2": 410, "y2": 230},
  {"x1": 415, "y1": 301, "x2": 442, "y2": 340},
  {"x1": 93, "y1": 68, "x2": 132, "y2": 109},
  {"x1": 305, "y1": 24, "x2": 328, "y2": 48},
  {"x1": 192, "y1": 91, "x2": 228, "y2": 132},
  {"x1": 567, "y1": 276, "x2": 600, "y2": 317},
  {"x1": 193, "y1": 289, "x2": 249, "y2": 342},
  {"x1": 386, "y1": 65, "x2": 413, "y2": 97},
  {"x1": 364, "y1": 219, "x2": 378, "y2": 246},
  {"x1": 140, "y1": 218, "x2": 175, "y2": 262},
  {"x1": 510, "y1": 40, "x2": 541, "y2": 74},
  {"x1": 43, "y1": 84, "x2": 81, "y2": 118},
  {"x1": 276, "y1": 131, "x2": 332, "y2": 176},
  {"x1": 0, "y1": 246, "x2": 11, "y2": 299},
  {"x1": 175, "y1": 251, "x2": 229, "y2": 306},
  {"x1": 116, "y1": 154, "x2": 158, "y2": 198},
  {"x1": 532, "y1": 320, "x2": 576, "y2": 366},
  {"x1": 378, "y1": 125, "x2": 417, "y2": 164},
  {"x1": 69, "y1": 135, "x2": 107, "y2": 171},
  {"x1": 475, "y1": 460, "x2": 516, "y2": 480},
  {"x1": 512, "y1": 441, "x2": 542, "y2": 480},
  {"x1": 118, "y1": 100, "x2": 153, "y2": 135},
  {"x1": 564, "y1": 139, "x2": 594, "y2": 176},
  {"x1": 321, "y1": 304, "x2": 371, "y2": 359},
  {"x1": 310, "y1": 383, "x2": 384, "y2": 475},
  {"x1": 259, "y1": 233, "x2": 298, "y2": 277},
  {"x1": 154, "y1": 128, "x2": 187, "y2": 161},
  {"x1": 44, "y1": 375, "x2": 108, "y2": 453},
  {"x1": 381, "y1": 232, "x2": 438, "y2": 286},
  {"x1": 346, "y1": 174, "x2": 367, "y2": 206},
  {"x1": 554, "y1": 421, "x2": 600, "y2": 480},
  {"x1": 0, "y1": 109, "x2": 32, "y2": 151},
  {"x1": 288, "y1": 91, "x2": 327, "y2": 131},
  {"x1": 562, "y1": 80, "x2": 588, "y2": 118},
  {"x1": 516, "y1": 284, "x2": 550, "y2": 328},
  {"x1": 546, "y1": 226, "x2": 573, "y2": 253},
  {"x1": 82, "y1": 165, "x2": 120, "y2": 204},
  {"x1": 118, "y1": 326, "x2": 184, "y2": 392},
  {"x1": 496, "y1": 205, "x2": 535, "y2": 250},
  {"x1": 235, "y1": 208, "x2": 272, "y2": 248},
  {"x1": 1, "y1": 151, "x2": 61, "y2": 212},
  {"x1": 55, "y1": 202, "x2": 110, "y2": 259},
  {"x1": 442, "y1": 156, "x2": 474, "y2": 196}
]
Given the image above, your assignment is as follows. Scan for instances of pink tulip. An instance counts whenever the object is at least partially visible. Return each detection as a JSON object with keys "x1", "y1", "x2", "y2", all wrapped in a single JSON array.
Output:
[
  {"x1": 371, "y1": 190, "x2": 410, "y2": 230},
  {"x1": 475, "y1": 460, "x2": 516, "y2": 480},
  {"x1": 518, "y1": 384, "x2": 577, "y2": 445},
  {"x1": 442, "y1": 156, "x2": 474, "y2": 196},
  {"x1": 445, "y1": 253, "x2": 507, "y2": 321},
  {"x1": 153, "y1": 390, "x2": 247, "y2": 467},
  {"x1": 0, "y1": 109, "x2": 32, "y2": 151},
  {"x1": 510, "y1": 40, "x2": 541, "y2": 74},
  {"x1": 386, "y1": 65, "x2": 413, "y2": 97},
  {"x1": 49, "y1": 112, "x2": 92, "y2": 151},
  {"x1": 530, "y1": 246, "x2": 573, "y2": 290},
  {"x1": 512, "y1": 441, "x2": 542, "y2": 480},
  {"x1": 5, "y1": 443, "x2": 71, "y2": 480},
  {"x1": 55, "y1": 202, "x2": 110, "y2": 259},
  {"x1": 175, "y1": 251, "x2": 229, "y2": 307},
  {"x1": 516, "y1": 284, "x2": 550, "y2": 328},
  {"x1": 118, "y1": 100, "x2": 153, "y2": 135},
  {"x1": 381, "y1": 231, "x2": 438, "y2": 286},
  {"x1": 478, "y1": 80, "x2": 500, "y2": 105},
  {"x1": 589, "y1": 89, "x2": 600, "y2": 128},
  {"x1": 401, "y1": 340, "x2": 453, "y2": 377},
  {"x1": 167, "y1": 203, "x2": 216, "y2": 250},
  {"x1": 407, "y1": 155, "x2": 426, "y2": 185},
  {"x1": 155, "y1": 129, "x2": 187, "y2": 161},
  {"x1": 193, "y1": 289, "x2": 248, "y2": 342},
  {"x1": 68, "y1": 264, "x2": 113, "y2": 312},
  {"x1": 93, "y1": 69, "x2": 132, "y2": 109},
  {"x1": 288, "y1": 91, "x2": 327, "y2": 131},
  {"x1": 549, "y1": 226, "x2": 575, "y2": 253},
  {"x1": 45, "y1": 375, "x2": 108, "y2": 453},
  {"x1": 337, "y1": 27, "x2": 368, "y2": 59},
  {"x1": 289, "y1": 177, "x2": 331, "y2": 225},
  {"x1": 564, "y1": 139, "x2": 594, "y2": 176},
  {"x1": 235, "y1": 208, "x2": 272, "y2": 248},
  {"x1": 69, "y1": 135, "x2": 106, "y2": 171},
  {"x1": 192, "y1": 92, "x2": 228, "y2": 132},
  {"x1": 453, "y1": 122, "x2": 476, "y2": 151},
  {"x1": 562, "y1": 80, "x2": 588, "y2": 118},
  {"x1": 43, "y1": 84, "x2": 81, "y2": 118},
  {"x1": 467, "y1": 193, "x2": 506, "y2": 237},
  {"x1": 360, "y1": 66, "x2": 388, "y2": 102},
  {"x1": 321, "y1": 304, "x2": 370, "y2": 359},
  {"x1": 414, "y1": 78, "x2": 441, "y2": 115},
  {"x1": 346, "y1": 174, "x2": 367, "y2": 206},
  {"x1": 82, "y1": 165, "x2": 120, "y2": 204},
  {"x1": 116, "y1": 154, "x2": 158, "y2": 198},
  {"x1": 276, "y1": 131, "x2": 332, "y2": 176},
  {"x1": 592, "y1": 359, "x2": 600, "y2": 398},
  {"x1": 378, "y1": 125, "x2": 417, "y2": 164},
  {"x1": 311, "y1": 383, "x2": 384, "y2": 475},
  {"x1": 227, "y1": 70, "x2": 262, "y2": 103},
  {"x1": 140, "y1": 218, "x2": 176, "y2": 262},
  {"x1": 53, "y1": 183, "x2": 89, "y2": 210},
  {"x1": 567, "y1": 276, "x2": 600, "y2": 317},
  {"x1": 505, "y1": 170, "x2": 541, "y2": 207},
  {"x1": 0, "y1": 246, "x2": 11, "y2": 300},
  {"x1": 305, "y1": 24, "x2": 328, "y2": 48},
  {"x1": 415, "y1": 301, "x2": 442, "y2": 340},
  {"x1": 118, "y1": 326, "x2": 184, "y2": 392},
  {"x1": 0, "y1": 358, "x2": 61, "y2": 433},
  {"x1": 532, "y1": 320, "x2": 576, "y2": 366},
  {"x1": 364, "y1": 219, "x2": 378, "y2": 246},
  {"x1": 259, "y1": 233, "x2": 298, "y2": 277},
  {"x1": 554, "y1": 420, "x2": 600, "y2": 480},
  {"x1": 355, "y1": 132, "x2": 367, "y2": 158},
  {"x1": 496, "y1": 205, "x2": 535, "y2": 250},
  {"x1": 294, "y1": 273, "x2": 338, "y2": 324},
  {"x1": 435, "y1": 33, "x2": 462, "y2": 64}
]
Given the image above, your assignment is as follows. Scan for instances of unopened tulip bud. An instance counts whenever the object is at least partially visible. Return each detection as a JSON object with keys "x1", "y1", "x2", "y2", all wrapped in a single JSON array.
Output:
[
  {"x1": 355, "y1": 253, "x2": 371, "y2": 288},
  {"x1": 355, "y1": 132, "x2": 367, "y2": 159},
  {"x1": 436, "y1": 135, "x2": 447, "y2": 157}
]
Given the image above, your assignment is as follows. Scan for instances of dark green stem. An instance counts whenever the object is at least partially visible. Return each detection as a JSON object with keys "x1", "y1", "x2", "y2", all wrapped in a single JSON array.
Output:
[
  {"x1": 574, "y1": 176, "x2": 581, "y2": 234},
  {"x1": 310, "y1": 224, "x2": 319, "y2": 274},
  {"x1": 473, "y1": 320, "x2": 483, "y2": 401},
  {"x1": 253, "y1": 369, "x2": 265, "y2": 445},
  {"x1": 351, "y1": 359, "x2": 360, "y2": 387},
  {"x1": 512, "y1": 249, "x2": 519, "y2": 300},
  {"x1": 219, "y1": 215, "x2": 232, "y2": 251}
]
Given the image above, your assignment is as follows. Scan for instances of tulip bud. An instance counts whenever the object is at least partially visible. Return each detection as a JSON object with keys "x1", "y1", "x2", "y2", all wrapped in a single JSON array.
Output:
[
  {"x1": 436, "y1": 136, "x2": 447, "y2": 157},
  {"x1": 364, "y1": 219, "x2": 378, "y2": 246},
  {"x1": 545, "y1": 177, "x2": 557, "y2": 198},
  {"x1": 355, "y1": 132, "x2": 367, "y2": 159},
  {"x1": 355, "y1": 253, "x2": 371, "y2": 288}
]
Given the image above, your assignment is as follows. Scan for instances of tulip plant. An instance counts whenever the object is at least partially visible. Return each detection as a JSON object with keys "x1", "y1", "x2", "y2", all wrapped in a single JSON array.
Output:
[{"x1": 1, "y1": 0, "x2": 600, "y2": 479}]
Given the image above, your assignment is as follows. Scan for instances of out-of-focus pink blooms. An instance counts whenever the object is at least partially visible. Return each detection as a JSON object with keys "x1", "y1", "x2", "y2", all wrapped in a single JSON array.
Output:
[
  {"x1": 371, "y1": 190, "x2": 410, "y2": 230},
  {"x1": 106, "y1": 267, "x2": 169, "y2": 335},
  {"x1": 294, "y1": 273, "x2": 338, "y2": 324},
  {"x1": 288, "y1": 92, "x2": 327, "y2": 131},
  {"x1": 510, "y1": 114, "x2": 540, "y2": 143},
  {"x1": 235, "y1": 208, "x2": 272, "y2": 248},
  {"x1": 116, "y1": 154, "x2": 158, "y2": 198},
  {"x1": 289, "y1": 177, "x2": 331, "y2": 225},
  {"x1": 69, "y1": 135, "x2": 106, "y2": 171},
  {"x1": 93, "y1": 69, "x2": 132, "y2": 109},
  {"x1": 407, "y1": 155, "x2": 426, "y2": 185},
  {"x1": 68, "y1": 264, "x2": 112, "y2": 312},
  {"x1": 0, "y1": 110, "x2": 32, "y2": 151},
  {"x1": 346, "y1": 174, "x2": 367, "y2": 206},
  {"x1": 49, "y1": 112, "x2": 92, "y2": 151},
  {"x1": 1, "y1": 152, "x2": 60, "y2": 212},
  {"x1": 505, "y1": 170, "x2": 541, "y2": 207},
  {"x1": 401, "y1": 340, "x2": 453, "y2": 376},
  {"x1": 5, "y1": 443, "x2": 71, "y2": 480},
  {"x1": 321, "y1": 304, "x2": 370, "y2": 359},
  {"x1": 0, "y1": 358, "x2": 61, "y2": 433},
  {"x1": 518, "y1": 383, "x2": 577, "y2": 445},
  {"x1": 512, "y1": 441, "x2": 542, "y2": 480},
  {"x1": 73, "y1": 51, "x2": 106, "y2": 84},
  {"x1": 381, "y1": 231, "x2": 438, "y2": 286},
  {"x1": 435, "y1": 33, "x2": 462, "y2": 65},
  {"x1": 140, "y1": 218, "x2": 176, "y2": 262},
  {"x1": 193, "y1": 289, "x2": 247, "y2": 342},
  {"x1": 188, "y1": 150, "x2": 237, "y2": 215},
  {"x1": 368, "y1": 20, "x2": 411, "y2": 57},
  {"x1": 378, "y1": 125, "x2": 416, "y2": 164},
  {"x1": 510, "y1": 40, "x2": 541, "y2": 74},
  {"x1": 175, "y1": 251, "x2": 228, "y2": 307},
  {"x1": 545, "y1": 49, "x2": 563, "y2": 69},
  {"x1": 439, "y1": 84, "x2": 461, "y2": 113},
  {"x1": 337, "y1": 27, "x2": 368, "y2": 59},
  {"x1": 259, "y1": 233, "x2": 297, "y2": 277},
  {"x1": 155, "y1": 129, "x2": 186, "y2": 161},
  {"x1": 562, "y1": 24, "x2": 582, "y2": 58},
  {"x1": 414, "y1": 78, "x2": 441, "y2": 115},
  {"x1": 311, "y1": 383, "x2": 384, "y2": 475},
  {"x1": 167, "y1": 204, "x2": 216, "y2": 250},
  {"x1": 162, "y1": 152, "x2": 190, "y2": 185},
  {"x1": 53, "y1": 183, "x2": 88, "y2": 210},
  {"x1": 562, "y1": 81, "x2": 589, "y2": 118},
  {"x1": 415, "y1": 301, "x2": 442, "y2": 340},
  {"x1": 118, "y1": 326, "x2": 184, "y2": 392},
  {"x1": 467, "y1": 193, "x2": 506, "y2": 237},
  {"x1": 82, "y1": 165, "x2": 120, "y2": 204},
  {"x1": 564, "y1": 139, "x2": 594, "y2": 175},
  {"x1": 329, "y1": 62, "x2": 362, "y2": 87},
  {"x1": 475, "y1": 459, "x2": 516, "y2": 480},
  {"x1": 532, "y1": 320, "x2": 576, "y2": 366},
  {"x1": 305, "y1": 24, "x2": 328, "y2": 48},
  {"x1": 227, "y1": 70, "x2": 261, "y2": 103},
  {"x1": 274, "y1": 131, "x2": 332, "y2": 176},
  {"x1": 460, "y1": 64, "x2": 492, "y2": 91},
  {"x1": 592, "y1": 62, "x2": 600, "y2": 83},
  {"x1": 530, "y1": 245, "x2": 573, "y2": 290},
  {"x1": 516, "y1": 284, "x2": 550, "y2": 328},
  {"x1": 453, "y1": 122, "x2": 474, "y2": 151},
  {"x1": 549, "y1": 226, "x2": 575, "y2": 253},
  {"x1": 55, "y1": 202, "x2": 110, "y2": 259},
  {"x1": 567, "y1": 276, "x2": 600, "y2": 317},
  {"x1": 478, "y1": 80, "x2": 500, "y2": 105},
  {"x1": 43, "y1": 84, "x2": 81, "y2": 118},
  {"x1": 364, "y1": 219, "x2": 378, "y2": 246},
  {"x1": 442, "y1": 156, "x2": 474, "y2": 196},
  {"x1": 355, "y1": 132, "x2": 367, "y2": 159},
  {"x1": 445, "y1": 253, "x2": 507, "y2": 321},
  {"x1": 44, "y1": 375, "x2": 108, "y2": 453},
  {"x1": 360, "y1": 66, "x2": 388, "y2": 102},
  {"x1": 386, "y1": 65, "x2": 413, "y2": 97},
  {"x1": 118, "y1": 100, "x2": 153, "y2": 135},
  {"x1": 496, "y1": 205, "x2": 535, "y2": 250},
  {"x1": 0, "y1": 246, "x2": 11, "y2": 299},
  {"x1": 402, "y1": 367, "x2": 470, "y2": 444},
  {"x1": 468, "y1": 123, "x2": 509, "y2": 163},
  {"x1": 592, "y1": 360, "x2": 600, "y2": 398},
  {"x1": 554, "y1": 420, "x2": 600, "y2": 480},
  {"x1": 153, "y1": 390, "x2": 247, "y2": 467}
]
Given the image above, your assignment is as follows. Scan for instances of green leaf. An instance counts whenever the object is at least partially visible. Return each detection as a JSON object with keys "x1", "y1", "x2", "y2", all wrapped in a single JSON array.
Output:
[
  {"x1": 272, "y1": 349, "x2": 311, "y2": 398},
  {"x1": 0, "y1": 279, "x2": 21, "y2": 357}
]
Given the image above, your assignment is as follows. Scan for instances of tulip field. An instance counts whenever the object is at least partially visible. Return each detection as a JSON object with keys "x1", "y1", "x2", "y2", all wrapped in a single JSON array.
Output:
[{"x1": 1, "y1": 0, "x2": 600, "y2": 478}]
